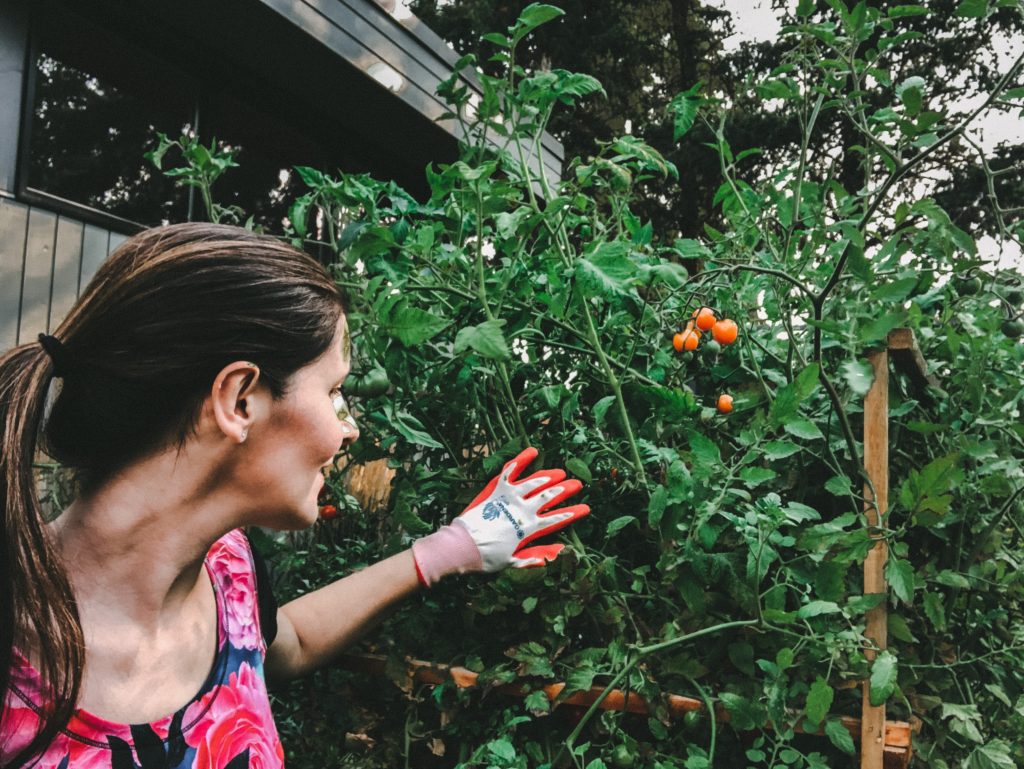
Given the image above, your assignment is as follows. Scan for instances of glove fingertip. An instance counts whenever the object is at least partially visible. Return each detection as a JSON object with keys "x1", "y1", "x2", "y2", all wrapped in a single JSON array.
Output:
[
  {"x1": 505, "y1": 446, "x2": 538, "y2": 479},
  {"x1": 513, "y1": 558, "x2": 545, "y2": 568}
]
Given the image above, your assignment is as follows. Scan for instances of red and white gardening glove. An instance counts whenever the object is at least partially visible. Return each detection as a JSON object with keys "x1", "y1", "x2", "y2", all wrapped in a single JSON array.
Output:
[{"x1": 411, "y1": 447, "x2": 590, "y2": 587}]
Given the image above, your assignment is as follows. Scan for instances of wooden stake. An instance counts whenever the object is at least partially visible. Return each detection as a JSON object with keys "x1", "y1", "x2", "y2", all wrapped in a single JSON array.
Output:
[{"x1": 862, "y1": 347, "x2": 889, "y2": 769}]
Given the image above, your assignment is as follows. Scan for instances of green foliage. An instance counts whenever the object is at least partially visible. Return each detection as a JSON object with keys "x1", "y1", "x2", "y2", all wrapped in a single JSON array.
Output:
[
  {"x1": 144, "y1": 131, "x2": 244, "y2": 225},
  {"x1": 154, "y1": 1, "x2": 1024, "y2": 766}
]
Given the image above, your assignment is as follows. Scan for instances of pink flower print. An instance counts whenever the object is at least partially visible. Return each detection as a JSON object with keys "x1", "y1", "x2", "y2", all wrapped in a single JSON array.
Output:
[
  {"x1": 0, "y1": 701, "x2": 107, "y2": 769},
  {"x1": 206, "y1": 532, "x2": 261, "y2": 651},
  {"x1": 183, "y1": 662, "x2": 283, "y2": 769},
  {"x1": 0, "y1": 697, "x2": 41, "y2": 764}
]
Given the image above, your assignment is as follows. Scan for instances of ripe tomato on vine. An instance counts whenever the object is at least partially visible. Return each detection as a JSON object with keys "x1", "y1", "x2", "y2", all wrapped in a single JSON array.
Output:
[
  {"x1": 712, "y1": 318, "x2": 739, "y2": 345},
  {"x1": 692, "y1": 306, "x2": 717, "y2": 331},
  {"x1": 673, "y1": 325, "x2": 701, "y2": 352}
]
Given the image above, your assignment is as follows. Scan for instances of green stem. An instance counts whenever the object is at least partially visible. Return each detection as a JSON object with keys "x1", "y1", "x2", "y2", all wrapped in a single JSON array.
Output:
[
  {"x1": 474, "y1": 183, "x2": 530, "y2": 446},
  {"x1": 684, "y1": 675, "x2": 718, "y2": 765},
  {"x1": 554, "y1": 620, "x2": 759, "y2": 767},
  {"x1": 578, "y1": 295, "x2": 648, "y2": 487}
]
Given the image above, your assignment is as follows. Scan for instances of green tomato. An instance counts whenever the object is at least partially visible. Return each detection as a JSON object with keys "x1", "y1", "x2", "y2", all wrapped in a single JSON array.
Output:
[
  {"x1": 957, "y1": 276, "x2": 982, "y2": 296},
  {"x1": 704, "y1": 340, "x2": 722, "y2": 355},
  {"x1": 1001, "y1": 319, "x2": 1024, "y2": 339},
  {"x1": 344, "y1": 368, "x2": 391, "y2": 397},
  {"x1": 1005, "y1": 287, "x2": 1023, "y2": 305},
  {"x1": 611, "y1": 744, "x2": 635, "y2": 769}
]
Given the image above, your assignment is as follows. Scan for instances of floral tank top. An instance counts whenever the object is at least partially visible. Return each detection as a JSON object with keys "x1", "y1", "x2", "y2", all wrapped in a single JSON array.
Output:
[{"x1": 1, "y1": 529, "x2": 284, "y2": 768}]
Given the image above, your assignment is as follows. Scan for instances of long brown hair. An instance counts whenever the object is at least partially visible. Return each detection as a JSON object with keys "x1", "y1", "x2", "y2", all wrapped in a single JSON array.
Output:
[{"x1": 1, "y1": 223, "x2": 342, "y2": 766}]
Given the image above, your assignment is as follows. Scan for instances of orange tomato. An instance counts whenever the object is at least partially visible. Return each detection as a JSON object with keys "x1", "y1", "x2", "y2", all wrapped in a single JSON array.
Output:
[
  {"x1": 717, "y1": 394, "x2": 734, "y2": 414},
  {"x1": 319, "y1": 504, "x2": 339, "y2": 520},
  {"x1": 692, "y1": 306, "x2": 717, "y2": 332},
  {"x1": 680, "y1": 327, "x2": 701, "y2": 351},
  {"x1": 712, "y1": 318, "x2": 738, "y2": 345}
]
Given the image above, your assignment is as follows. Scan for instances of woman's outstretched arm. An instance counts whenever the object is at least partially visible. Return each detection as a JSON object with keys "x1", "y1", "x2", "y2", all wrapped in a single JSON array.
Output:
[{"x1": 265, "y1": 548, "x2": 419, "y2": 685}]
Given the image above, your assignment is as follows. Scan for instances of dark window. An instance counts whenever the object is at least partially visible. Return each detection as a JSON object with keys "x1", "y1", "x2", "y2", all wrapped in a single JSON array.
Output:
[{"x1": 20, "y1": 6, "x2": 336, "y2": 232}]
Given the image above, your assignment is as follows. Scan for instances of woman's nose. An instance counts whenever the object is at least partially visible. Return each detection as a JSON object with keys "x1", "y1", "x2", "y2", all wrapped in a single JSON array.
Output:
[{"x1": 340, "y1": 416, "x2": 359, "y2": 447}]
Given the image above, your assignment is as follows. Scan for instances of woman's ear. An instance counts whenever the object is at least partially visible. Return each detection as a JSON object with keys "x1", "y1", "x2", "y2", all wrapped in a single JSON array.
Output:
[{"x1": 209, "y1": 362, "x2": 262, "y2": 444}]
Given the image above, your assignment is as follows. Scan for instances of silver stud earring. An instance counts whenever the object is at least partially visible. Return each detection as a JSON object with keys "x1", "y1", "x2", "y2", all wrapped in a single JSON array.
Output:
[{"x1": 241, "y1": 428, "x2": 248, "y2": 442}]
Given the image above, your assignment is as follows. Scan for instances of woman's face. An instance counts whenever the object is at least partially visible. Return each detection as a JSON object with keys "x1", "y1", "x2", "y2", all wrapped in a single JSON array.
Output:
[{"x1": 243, "y1": 315, "x2": 358, "y2": 529}]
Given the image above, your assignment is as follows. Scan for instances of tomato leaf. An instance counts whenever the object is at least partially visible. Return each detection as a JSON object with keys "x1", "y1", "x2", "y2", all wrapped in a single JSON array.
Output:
[
  {"x1": 868, "y1": 650, "x2": 898, "y2": 706},
  {"x1": 888, "y1": 4, "x2": 931, "y2": 16},
  {"x1": 769, "y1": 363, "x2": 820, "y2": 427},
  {"x1": 387, "y1": 406, "x2": 445, "y2": 449},
  {"x1": 841, "y1": 358, "x2": 875, "y2": 396},
  {"x1": 846, "y1": 592, "x2": 885, "y2": 615},
  {"x1": 487, "y1": 739, "x2": 517, "y2": 762},
  {"x1": 564, "y1": 457, "x2": 592, "y2": 483},
  {"x1": 965, "y1": 741, "x2": 1017, "y2": 769},
  {"x1": 575, "y1": 242, "x2": 636, "y2": 296},
  {"x1": 454, "y1": 319, "x2": 511, "y2": 359},
  {"x1": 648, "y1": 485, "x2": 669, "y2": 527},
  {"x1": 896, "y1": 76, "x2": 926, "y2": 115},
  {"x1": 824, "y1": 718, "x2": 856, "y2": 755},
  {"x1": 885, "y1": 558, "x2": 916, "y2": 603},
  {"x1": 806, "y1": 677, "x2": 834, "y2": 726},
  {"x1": 511, "y1": 3, "x2": 565, "y2": 44},
  {"x1": 923, "y1": 590, "x2": 948, "y2": 631},
  {"x1": 606, "y1": 515, "x2": 637, "y2": 537},
  {"x1": 784, "y1": 418, "x2": 824, "y2": 441},
  {"x1": 797, "y1": 600, "x2": 842, "y2": 618},
  {"x1": 763, "y1": 440, "x2": 801, "y2": 459},
  {"x1": 386, "y1": 304, "x2": 452, "y2": 346},
  {"x1": 719, "y1": 693, "x2": 765, "y2": 731},
  {"x1": 668, "y1": 82, "x2": 704, "y2": 142},
  {"x1": 740, "y1": 467, "x2": 777, "y2": 487},
  {"x1": 955, "y1": 0, "x2": 988, "y2": 17},
  {"x1": 824, "y1": 474, "x2": 853, "y2": 497}
]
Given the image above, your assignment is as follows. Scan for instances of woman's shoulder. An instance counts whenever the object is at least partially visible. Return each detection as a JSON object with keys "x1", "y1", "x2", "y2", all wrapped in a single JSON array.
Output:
[
  {"x1": 207, "y1": 527, "x2": 252, "y2": 563},
  {"x1": 206, "y1": 528, "x2": 270, "y2": 656}
]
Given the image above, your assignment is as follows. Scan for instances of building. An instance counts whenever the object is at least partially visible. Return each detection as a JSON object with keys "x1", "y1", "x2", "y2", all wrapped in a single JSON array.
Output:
[{"x1": 0, "y1": 0, "x2": 563, "y2": 349}]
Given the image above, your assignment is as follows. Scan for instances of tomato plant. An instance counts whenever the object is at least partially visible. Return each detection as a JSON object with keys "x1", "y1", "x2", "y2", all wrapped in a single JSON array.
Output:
[{"x1": 152, "y1": 2, "x2": 1024, "y2": 767}]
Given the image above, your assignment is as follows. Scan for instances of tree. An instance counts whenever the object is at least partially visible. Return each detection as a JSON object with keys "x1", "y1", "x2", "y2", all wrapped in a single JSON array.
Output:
[{"x1": 412, "y1": 0, "x2": 1023, "y2": 247}]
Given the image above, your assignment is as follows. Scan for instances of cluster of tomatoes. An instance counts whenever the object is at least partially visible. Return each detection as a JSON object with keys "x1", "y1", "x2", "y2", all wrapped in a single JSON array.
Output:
[
  {"x1": 672, "y1": 306, "x2": 738, "y2": 415},
  {"x1": 672, "y1": 306, "x2": 738, "y2": 352}
]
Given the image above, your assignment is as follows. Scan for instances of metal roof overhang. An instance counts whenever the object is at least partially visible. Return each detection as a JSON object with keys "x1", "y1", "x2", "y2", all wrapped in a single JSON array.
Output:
[{"x1": 37, "y1": 0, "x2": 564, "y2": 200}]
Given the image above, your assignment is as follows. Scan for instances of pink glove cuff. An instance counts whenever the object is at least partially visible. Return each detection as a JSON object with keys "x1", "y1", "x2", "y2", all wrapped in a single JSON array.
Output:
[{"x1": 411, "y1": 523, "x2": 484, "y2": 587}]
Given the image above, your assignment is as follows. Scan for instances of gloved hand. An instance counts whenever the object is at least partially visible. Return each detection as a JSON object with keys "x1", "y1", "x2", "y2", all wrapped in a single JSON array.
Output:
[{"x1": 411, "y1": 447, "x2": 590, "y2": 587}]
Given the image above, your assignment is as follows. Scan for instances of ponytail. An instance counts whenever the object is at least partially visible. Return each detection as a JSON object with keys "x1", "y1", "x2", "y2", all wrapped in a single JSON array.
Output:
[{"x1": 0, "y1": 342, "x2": 84, "y2": 767}]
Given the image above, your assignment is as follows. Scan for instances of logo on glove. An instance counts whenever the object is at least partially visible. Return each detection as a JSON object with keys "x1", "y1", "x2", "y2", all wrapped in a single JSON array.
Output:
[{"x1": 482, "y1": 500, "x2": 525, "y2": 540}]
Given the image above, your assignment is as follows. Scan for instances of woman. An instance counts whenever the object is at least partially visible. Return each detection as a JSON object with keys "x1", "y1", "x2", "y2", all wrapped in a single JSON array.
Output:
[{"x1": 0, "y1": 223, "x2": 589, "y2": 768}]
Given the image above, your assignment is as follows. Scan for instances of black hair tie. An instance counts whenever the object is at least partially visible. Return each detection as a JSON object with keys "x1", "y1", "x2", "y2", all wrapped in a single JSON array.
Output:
[{"x1": 38, "y1": 333, "x2": 71, "y2": 378}]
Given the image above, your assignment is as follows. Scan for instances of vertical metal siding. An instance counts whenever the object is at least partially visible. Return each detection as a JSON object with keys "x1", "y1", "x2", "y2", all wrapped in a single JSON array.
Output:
[
  {"x1": 107, "y1": 232, "x2": 127, "y2": 255},
  {"x1": 0, "y1": 200, "x2": 122, "y2": 350},
  {"x1": 0, "y1": 199, "x2": 29, "y2": 349},
  {"x1": 20, "y1": 208, "x2": 58, "y2": 342},
  {"x1": 79, "y1": 223, "x2": 110, "y2": 294},
  {"x1": 49, "y1": 216, "x2": 84, "y2": 331}
]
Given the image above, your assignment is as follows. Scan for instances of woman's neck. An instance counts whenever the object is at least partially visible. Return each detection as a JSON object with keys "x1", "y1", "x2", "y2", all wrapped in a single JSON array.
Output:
[{"x1": 48, "y1": 442, "x2": 242, "y2": 630}]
